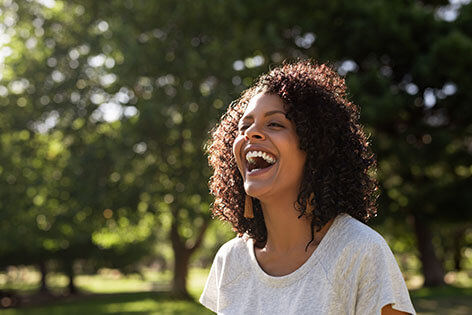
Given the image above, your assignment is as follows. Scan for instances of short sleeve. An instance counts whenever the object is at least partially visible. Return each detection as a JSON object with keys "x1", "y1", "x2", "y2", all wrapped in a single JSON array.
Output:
[
  {"x1": 199, "y1": 253, "x2": 220, "y2": 313},
  {"x1": 355, "y1": 240, "x2": 416, "y2": 315},
  {"x1": 199, "y1": 237, "x2": 249, "y2": 313}
]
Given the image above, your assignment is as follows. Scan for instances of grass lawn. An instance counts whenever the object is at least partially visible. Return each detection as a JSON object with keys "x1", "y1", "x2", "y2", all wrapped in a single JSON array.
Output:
[
  {"x1": 0, "y1": 268, "x2": 213, "y2": 315},
  {"x1": 410, "y1": 286, "x2": 472, "y2": 315},
  {"x1": 0, "y1": 291, "x2": 213, "y2": 315},
  {"x1": 1, "y1": 268, "x2": 471, "y2": 314}
]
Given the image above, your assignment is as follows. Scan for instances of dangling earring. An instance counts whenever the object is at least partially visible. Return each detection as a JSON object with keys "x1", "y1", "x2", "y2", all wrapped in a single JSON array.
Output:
[
  {"x1": 244, "y1": 195, "x2": 254, "y2": 218},
  {"x1": 306, "y1": 193, "x2": 315, "y2": 214}
]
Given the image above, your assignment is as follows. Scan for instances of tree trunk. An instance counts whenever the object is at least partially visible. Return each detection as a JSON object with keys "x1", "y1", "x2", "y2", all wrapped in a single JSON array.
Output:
[
  {"x1": 65, "y1": 259, "x2": 77, "y2": 295},
  {"x1": 452, "y1": 227, "x2": 465, "y2": 271},
  {"x1": 412, "y1": 214, "x2": 445, "y2": 287},
  {"x1": 170, "y1": 216, "x2": 209, "y2": 299},
  {"x1": 38, "y1": 260, "x2": 49, "y2": 294},
  {"x1": 172, "y1": 246, "x2": 191, "y2": 299}
]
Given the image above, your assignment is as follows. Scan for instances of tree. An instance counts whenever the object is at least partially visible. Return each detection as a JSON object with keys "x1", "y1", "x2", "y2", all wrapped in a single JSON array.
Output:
[
  {"x1": 2, "y1": 0, "x2": 471, "y2": 295},
  {"x1": 0, "y1": 0, "x2": 158, "y2": 294}
]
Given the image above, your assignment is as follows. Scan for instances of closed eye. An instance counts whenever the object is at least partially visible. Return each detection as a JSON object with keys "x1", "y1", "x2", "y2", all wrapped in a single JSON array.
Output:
[
  {"x1": 268, "y1": 122, "x2": 284, "y2": 128},
  {"x1": 238, "y1": 125, "x2": 250, "y2": 132}
]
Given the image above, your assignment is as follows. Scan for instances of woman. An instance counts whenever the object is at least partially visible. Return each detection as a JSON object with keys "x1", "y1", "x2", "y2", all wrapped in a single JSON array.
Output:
[{"x1": 200, "y1": 60, "x2": 416, "y2": 314}]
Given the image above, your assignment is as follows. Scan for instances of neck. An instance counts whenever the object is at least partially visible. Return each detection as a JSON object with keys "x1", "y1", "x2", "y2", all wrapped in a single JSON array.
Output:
[{"x1": 258, "y1": 193, "x2": 315, "y2": 253}]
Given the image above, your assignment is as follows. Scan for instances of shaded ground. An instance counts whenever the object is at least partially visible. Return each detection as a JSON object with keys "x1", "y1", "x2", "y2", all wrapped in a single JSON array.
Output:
[
  {"x1": 0, "y1": 268, "x2": 211, "y2": 314},
  {"x1": 0, "y1": 287, "x2": 471, "y2": 315},
  {"x1": 413, "y1": 296, "x2": 472, "y2": 315},
  {"x1": 1, "y1": 268, "x2": 471, "y2": 314},
  {"x1": 411, "y1": 286, "x2": 472, "y2": 315},
  {"x1": 1, "y1": 291, "x2": 214, "y2": 315}
]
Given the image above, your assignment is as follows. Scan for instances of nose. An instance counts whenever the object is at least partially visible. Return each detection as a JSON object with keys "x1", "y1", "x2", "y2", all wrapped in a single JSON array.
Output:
[{"x1": 244, "y1": 124, "x2": 265, "y2": 141}]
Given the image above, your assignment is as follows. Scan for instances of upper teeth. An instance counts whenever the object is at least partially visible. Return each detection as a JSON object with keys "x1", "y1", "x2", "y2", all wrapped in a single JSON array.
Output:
[{"x1": 246, "y1": 151, "x2": 277, "y2": 165}]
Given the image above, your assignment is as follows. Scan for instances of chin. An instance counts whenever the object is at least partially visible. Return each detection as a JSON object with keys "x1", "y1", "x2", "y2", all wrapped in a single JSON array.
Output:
[{"x1": 244, "y1": 182, "x2": 272, "y2": 200}]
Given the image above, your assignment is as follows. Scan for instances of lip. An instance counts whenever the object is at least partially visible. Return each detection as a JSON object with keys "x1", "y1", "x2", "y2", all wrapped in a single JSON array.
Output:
[
  {"x1": 242, "y1": 145, "x2": 278, "y2": 177},
  {"x1": 246, "y1": 163, "x2": 275, "y2": 177}
]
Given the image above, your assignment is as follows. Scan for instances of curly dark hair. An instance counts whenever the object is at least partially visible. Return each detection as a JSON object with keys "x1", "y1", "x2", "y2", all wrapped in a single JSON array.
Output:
[{"x1": 207, "y1": 59, "x2": 378, "y2": 250}]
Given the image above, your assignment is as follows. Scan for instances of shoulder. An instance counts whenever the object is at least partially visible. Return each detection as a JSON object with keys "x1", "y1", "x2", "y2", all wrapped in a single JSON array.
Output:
[
  {"x1": 211, "y1": 236, "x2": 250, "y2": 286},
  {"x1": 214, "y1": 235, "x2": 248, "y2": 261},
  {"x1": 335, "y1": 214, "x2": 391, "y2": 251},
  {"x1": 323, "y1": 214, "x2": 396, "y2": 276},
  {"x1": 200, "y1": 236, "x2": 249, "y2": 312},
  {"x1": 323, "y1": 214, "x2": 411, "y2": 301},
  {"x1": 335, "y1": 216, "x2": 416, "y2": 314}
]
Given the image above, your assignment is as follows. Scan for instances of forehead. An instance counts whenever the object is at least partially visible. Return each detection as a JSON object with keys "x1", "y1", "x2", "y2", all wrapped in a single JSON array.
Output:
[{"x1": 242, "y1": 93, "x2": 285, "y2": 118}]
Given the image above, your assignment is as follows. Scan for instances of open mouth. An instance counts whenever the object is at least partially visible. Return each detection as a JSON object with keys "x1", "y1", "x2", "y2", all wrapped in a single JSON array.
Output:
[{"x1": 245, "y1": 150, "x2": 277, "y2": 172}]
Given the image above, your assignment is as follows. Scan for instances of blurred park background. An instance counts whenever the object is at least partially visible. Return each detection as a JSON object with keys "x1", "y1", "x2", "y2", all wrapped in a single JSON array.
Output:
[{"x1": 0, "y1": 0, "x2": 471, "y2": 314}]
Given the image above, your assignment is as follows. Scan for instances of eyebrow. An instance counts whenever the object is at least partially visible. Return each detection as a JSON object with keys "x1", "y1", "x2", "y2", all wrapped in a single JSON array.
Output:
[{"x1": 241, "y1": 110, "x2": 287, "y2": 120}]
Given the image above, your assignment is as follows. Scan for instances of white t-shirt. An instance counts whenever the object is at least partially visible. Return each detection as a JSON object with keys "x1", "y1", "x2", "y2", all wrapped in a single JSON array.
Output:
[{"x1": 200, "y1": 213, "x2": 416, "y2": 314}]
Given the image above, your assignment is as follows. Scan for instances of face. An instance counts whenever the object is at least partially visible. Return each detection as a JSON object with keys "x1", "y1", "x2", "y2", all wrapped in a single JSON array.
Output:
[{"x1": 233, "y1": 93, "x2": 307, "y2": 201}]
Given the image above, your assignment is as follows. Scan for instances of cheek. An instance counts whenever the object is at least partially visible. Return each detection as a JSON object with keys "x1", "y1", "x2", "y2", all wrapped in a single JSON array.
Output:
[
  {"x1": 287, "y1": 149, "x2": 307, "y2": 185},
  {"x1": 284, "y1": 137, "x2": 307, "y2": 170},
  {"x1": 295, "y1": 146, "x2": 307, "y2": 169},
  {"x1": 298, "y1": 152, "x2": 307, "y2": 172}
]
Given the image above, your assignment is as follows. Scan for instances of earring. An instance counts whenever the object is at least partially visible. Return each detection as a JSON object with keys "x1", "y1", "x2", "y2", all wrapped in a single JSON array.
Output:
[
  {"x1": 244, "y1": 195, "x2": 254, "y2": 218},
  {"x1": 306, "y1": 193, "x2": 315, "y2": 214}
]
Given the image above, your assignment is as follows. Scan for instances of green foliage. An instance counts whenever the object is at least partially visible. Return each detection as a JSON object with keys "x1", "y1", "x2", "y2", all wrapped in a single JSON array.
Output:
[{"x1": 1, "y1": 0, "x2": 471, "y2": 295}]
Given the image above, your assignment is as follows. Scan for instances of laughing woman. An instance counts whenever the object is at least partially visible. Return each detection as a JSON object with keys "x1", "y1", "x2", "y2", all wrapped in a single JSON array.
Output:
[{"x1": 200, "y1": 60, "x2": 416, "y2": 315}]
